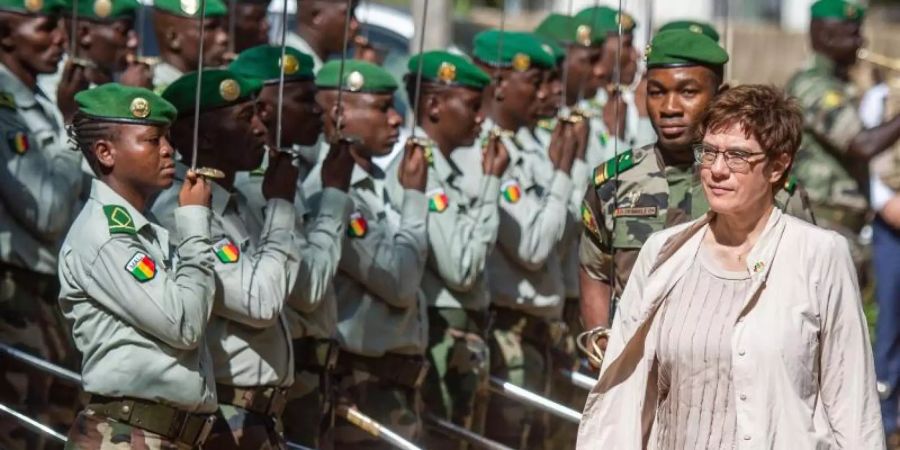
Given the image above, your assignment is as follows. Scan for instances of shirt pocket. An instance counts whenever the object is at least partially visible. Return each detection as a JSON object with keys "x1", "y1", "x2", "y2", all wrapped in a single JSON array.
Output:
[{"x1": 612, "y1": 216, "x2": 666, "y2": 250}]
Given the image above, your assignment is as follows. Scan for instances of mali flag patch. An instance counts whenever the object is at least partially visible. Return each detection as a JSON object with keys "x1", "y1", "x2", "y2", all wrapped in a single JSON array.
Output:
[
  {"x1": 348, "y1": 211, "x2": 368, "y2": 238},
  {"x1": 7, "y1": 131, "x2": 29, "y2": 155},
  {"x1": 501, "y1": 180, "x2": 521, "y2": 204},
  {"x1": 427, "y1": 189, "x2": 449, "y2": 213},
  {"x1": 213, "y1": 238, "x2": 240, "y2": 263},
  {"x1": 125, "y1": 252, "x2": 156, "y2": 282}
]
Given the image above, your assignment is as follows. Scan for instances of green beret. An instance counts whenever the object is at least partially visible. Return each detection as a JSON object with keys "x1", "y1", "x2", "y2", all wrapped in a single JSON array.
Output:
[
  {"x1": 162, "y1": 69, "x2": 262, "y2": 114},
  {"x1": 658, "y1": 20, "x2": 720, "y2": 42},
  {"x1": 645, "y1": 29, "x2": 729, "y2": 69},
  {"x1": 315, "y1": 59, "x2": 397, "y2": 93},
  {"x1": 407, "y1": 51, "x2": 490, "y2": 90},
  {"x1": 229, "y1": 45, "x2": 315, "y2": 84},
  {"x1": 574, "y1": 6, "x2": 637, "y2": 35},
  {"x1": 811, "y1": 0, "x2": 864, "y2": 21},
  {"x1": 535, "y1": 13, "x2": 591, "y2": 47},
  {"x1": 75, "y1": 83, "x2": 177, "y2": 126},
  {"x1": 62, "y1": 0, "x2": 138, "y2": 21},
  {"x1": 153, "y1": 0, "x2": 225, "y2": 18},
  {"x1": 0, "y1": 0, "x2": 62, "y2": 15},
  {"x1": 472, "y1": 30, "x2": 556, "y2": 71}
]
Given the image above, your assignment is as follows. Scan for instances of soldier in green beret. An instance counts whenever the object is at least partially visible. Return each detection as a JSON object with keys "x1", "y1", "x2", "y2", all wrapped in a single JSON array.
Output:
[
  {"x1": 150, "y1": 0, "x2": 228, "y2": 91},
  {"x1": 229, "y1": 44, "x2": 356, "y2": 448},
  {"x1": 228, "y1": 0, "x2": 270, "y2": 53},
  {"x1": 457, "y1": 28, "x2": 580, "y2": 448},
  {"x1": 304, "y1": 59, "x2": 428, "y2": 448},
  {"x1": 395, "y1": 50, "x2": 508, "y2": 449},
  {"x1": 60, "y1": 83, "x2": 217, "y2": 450},
  {"x1": 286, "y1": 0, "x2": 359, "y2": 72},
  {"x1": 0, "y1": 0, "x2": 86, "y2": 446},
  {"x1": 579, "y1": 30, "x2": 814, "y2": 356},
  {"x1": 151, "y1": 69, "x2": 303, "y2": 449}
]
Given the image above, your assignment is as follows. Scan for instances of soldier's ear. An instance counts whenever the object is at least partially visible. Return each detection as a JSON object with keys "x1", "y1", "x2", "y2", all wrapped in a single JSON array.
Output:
[
  {"x1": 717, "y1": 83, "x2": 730, "y2": 95},
  {"x1": 77, "y1": 21, "x2": 92, "y2": 48},
  {"x1": 426, "y1": 92, "x2": 440, "y2": 122},
  {"x1": 166, "y1": 27, "x2": 180, "y2": 51},
  {"x1": 94, "y1": 139, "x2": 115, "y2": 171},
  {"x1": 0, "y1": 17, "x2": 14, "y2": 50},
  {"x1": 494, "y1": 74, "x2": 506, "y2": 102}
]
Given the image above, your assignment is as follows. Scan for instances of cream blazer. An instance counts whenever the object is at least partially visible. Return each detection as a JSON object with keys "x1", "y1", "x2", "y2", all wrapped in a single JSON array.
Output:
[{"x1": 576, "y1": 208, "x2": 884, "y2": 449}]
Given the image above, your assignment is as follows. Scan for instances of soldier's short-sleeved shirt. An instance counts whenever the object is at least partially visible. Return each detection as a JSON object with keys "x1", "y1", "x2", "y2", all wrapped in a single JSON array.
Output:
[
  {"x1": 786, "y1": 54, "x2": 869, "y2": 225},
  {"x1": 0, "y1": 63, "x2": 82, "y2": 275},
  {"x1": 58, "y1": 179, "x2": 218, "y2": 413},
  {"x1": 152, "y1": 62, "x2": 183, "y2": 94}
]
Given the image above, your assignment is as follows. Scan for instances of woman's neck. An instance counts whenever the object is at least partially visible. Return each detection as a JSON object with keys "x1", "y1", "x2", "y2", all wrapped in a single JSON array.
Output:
[{"x1": 705, "y1": 200, "x2": 775, "y2": 270}]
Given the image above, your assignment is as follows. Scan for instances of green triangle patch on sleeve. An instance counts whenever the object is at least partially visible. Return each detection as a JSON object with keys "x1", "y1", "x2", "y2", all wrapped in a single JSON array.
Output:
[
  {"x1": 0, "y1": 92, "x2": 16, "y2": 110},
  {"x1": 593, "y1": 150, "x2": 635, "y2": 186},
  {"x1": 103, "y1": 205, "x2": 137, "y2": 235}
]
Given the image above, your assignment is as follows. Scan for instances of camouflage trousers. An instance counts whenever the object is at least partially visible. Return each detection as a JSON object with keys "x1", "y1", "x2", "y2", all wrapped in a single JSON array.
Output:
[
  {"x1": 203, "y1": 404, "x2": 285, "y2": 450},
  {"x1": 64, "y1": 410, "x2": 194, "y2": 450},
  {"x1": 421, "y1": 308, "x2": 490, "y2": 450},
  {"x1": 485, "y1": 307, "x2": 560, "y2": 449},
  {"x1": 282, "y1": 369, "x2": 329, "y2": 449},
  {"x1": 0, "y1": 267, "x2": 80, "y2": 450},
  {"x1": 332, "y1": 360, "x2": 422, "y2": 449}
]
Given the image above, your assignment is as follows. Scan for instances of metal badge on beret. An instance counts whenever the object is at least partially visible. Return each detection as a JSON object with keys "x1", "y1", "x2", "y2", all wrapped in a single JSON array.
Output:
[
  {"x1": 617, "y1": 13, "x2": 634, "y2": 29},
  {"x1": 130, "y1": 97, "x2": 151, "y2": 118},
  {"x1": 576, "y1": 24, "x2": 592, "y2": 46},
  {"x1": 281, "y1": 54, "x2": 299, "y2": 75},
  {"x1": 93, "y1": 0, "x2": 112, "y2": 17},
  {"x1": 346, "y1": 71, "x2": 365, "y2": 91},
  {"x1": 541, "y1": 44, "x2": 553, "y2": 57},
  {"x1": 25, "y1": 0, "x2": 42, "y2": 12},
  {"x1": 437, "y1": 62, "x2": 456, "y2": 83},
  {"x1": 219, "y1": 79, "x2": 240, "y2": 101},
  {"x1": 512, "y1": 53, "x2": 530, "y2": 72},
  {"x1": 180, "y1": 0, "x2": 198, "y2": 15}
]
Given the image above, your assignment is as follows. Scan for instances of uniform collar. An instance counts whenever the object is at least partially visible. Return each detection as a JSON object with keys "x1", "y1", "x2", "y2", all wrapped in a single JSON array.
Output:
[
  {"x1": 0, "y1": 62, "x2": 38, "y2": 108},
  {"x1": 415, "y1": 127, "x2": 460, "y2": 184},
  {"x1": 90, "y1": 178, "x2": 152, "y2": 233},
  {"x1": 285, "y1": 32, "x2": 323, "y2": 70},
  {"x1": 810, "y1": 53, "x2": 838, "y2": 74},
  {"x1": 350, "y1": 161, "x2": 385, "y2": 188}
]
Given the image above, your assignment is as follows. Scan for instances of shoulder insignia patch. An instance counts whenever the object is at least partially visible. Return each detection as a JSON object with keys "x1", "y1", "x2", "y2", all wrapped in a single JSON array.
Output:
[
  {"x1": 501, "y1": 180, "x2": 522, "y2": 203},
  {"x1": 0, "y1": 92, "x2": 15, "y2": 109},
  {"x1": 581, "y1": 201, "x2": 601, "y2": 238},
  {"x1": 427, "y1": 188, "x2": 449, "y2": 213},
  {"x1": 821, "y1": 90, "x2": 843, "y2": 109},
  {"x1": 6, "y1": 131, "x2": 29, "y2": 155},
  {"x1": 348, "y1": 211, "x2": 368, "y2": 238},
  {"x1": 593, "y1": 150, "x2": 635, "y2": 186},
  {"x1": 783, "y1": 174, "x2": 798, "y2": 195},
  {"x1": 212, "y1": 238, "x2": 240, "y2": 263},
  {"x1": 125, "y1": 252, "x2": 156, "y2": 282},
  {"x1": 103, "y1": 205, "x2": 136, "y2": 235}
]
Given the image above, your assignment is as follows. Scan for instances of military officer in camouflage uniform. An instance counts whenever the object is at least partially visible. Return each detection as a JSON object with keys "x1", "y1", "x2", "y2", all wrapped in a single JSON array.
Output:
[
  {"x1": 150, "y1": 0, "x2": 228, "y2": 91},
  {"x1": 61, "y1": 83, "x2": 217, "y2": 449},
  {"x1": 394, "y1": 50, "x2": 506, "y2": 449},
  {"x1": 229, "y1": 45, "x2": 355, "y2": 448},
  {"x1": 151, "y1": 69, "x2": 299, "y2": 449},
  {"x1": 455, "y1": 29, "x2": 578, "y2": 448},
  {"x1": 786, "y1": 0, "x2": 900, "y2": 275},
  {"x1": 304, "y1": 60, "x2": 429, "y2": 448},
  {"x1": 0, "y1": 0, "x2": 83, "y2": 446}
]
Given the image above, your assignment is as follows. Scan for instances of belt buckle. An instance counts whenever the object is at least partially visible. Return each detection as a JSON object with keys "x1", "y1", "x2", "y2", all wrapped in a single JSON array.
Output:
[{"x1": 195, "y1": 415, "x2": 216, "y2": 446}]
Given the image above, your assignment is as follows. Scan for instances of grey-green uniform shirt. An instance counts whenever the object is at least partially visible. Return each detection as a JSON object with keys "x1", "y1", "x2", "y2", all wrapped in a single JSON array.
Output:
[
  {"x1": 152, "y1": 62, "x2": 183, "y2": 94},
  {"x1": 58, "y1": 179, "x2": 218, "y2": 413},
  {"x1": 0, "y1": 62, "x2": 82, "y2": 275},
  {"x1": 151, "y1": 164, "x2": 300, "y2": 388},
  {"x1": 284, "y1": 32, "x2": 323, "y2": 72},
  {"x1": 453, "y1": 120, "x2": 575, "y2": 318},
  {"x1": 386, "y1": 130, "x2": 501, "y2": 311},
  {"x1": 304, "y1": 162, "x2": 429, "y2": 356},
  {"x1": 236, "y1": 149, "x2": 353, "y2": 341}
]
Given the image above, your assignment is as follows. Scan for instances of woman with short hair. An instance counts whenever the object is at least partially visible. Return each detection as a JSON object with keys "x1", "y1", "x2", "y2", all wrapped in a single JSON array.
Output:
[{"x1": 576, "y1": 85, "x2": 884, "y2": 449}]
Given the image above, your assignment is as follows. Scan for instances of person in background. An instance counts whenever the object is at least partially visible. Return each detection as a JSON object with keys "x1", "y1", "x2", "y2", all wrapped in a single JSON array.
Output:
[
  {"x1": 150, "y1": 0, "x2": 228, "y2": 91},
  {"x1": 286, "y1": 0, "x2": 358, "y2": 72},
  {"x1": 228, "y1": 0, "x2": 270, "y2": 53}
]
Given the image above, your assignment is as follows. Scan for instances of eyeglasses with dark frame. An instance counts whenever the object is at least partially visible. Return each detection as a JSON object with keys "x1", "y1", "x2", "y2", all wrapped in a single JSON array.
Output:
[{"x1": 693, "y1": 143, "x2": 768, "y2": 173}]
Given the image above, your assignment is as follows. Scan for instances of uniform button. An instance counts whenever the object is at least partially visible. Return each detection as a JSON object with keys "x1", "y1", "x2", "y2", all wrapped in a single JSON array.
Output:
[
  {"x1": 121, "y1": 404, "x2": 130, "y2": 414},
  {"x1": 738, "y1": 350, "x2": 746, "y2": 356},
  {"x1": 743, "y1": 435, "x2": 751, "y2": 441},
  {"x1": 740, "y1": 394, "x2": 747, "y2": 401}
]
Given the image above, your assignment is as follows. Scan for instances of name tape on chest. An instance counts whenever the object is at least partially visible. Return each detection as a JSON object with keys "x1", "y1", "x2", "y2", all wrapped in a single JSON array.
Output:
[{"x1": 613, "y1": 206, "x2": 658, "y2": 217}]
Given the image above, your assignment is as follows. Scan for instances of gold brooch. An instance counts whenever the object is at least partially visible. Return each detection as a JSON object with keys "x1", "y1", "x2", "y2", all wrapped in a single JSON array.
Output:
[
  {"x1": 281, "y1": 54, "x2": 299, "y2": 75},
  {"x1": 130, "y1": 97, "x2": 150, "y2": 118},
  {"x1": 437, "y1": 62, "x2": 456, "y2": 83},
  {"x1": 512, "y1": 53, "x2": 530, "y2": 72},
  {"x1": 219, "y1": 79, "x2": 240, "y2": 102},
  {"x1": 180, "y1": 0, "x2": 198, "y2": 15},
  {"x1": 25, "y1": 0, "x2": 42, "y2": 13},
  {"x1": 576, "y1": 24, "x2": 592, "y2": 46},
  {"x1": 93, "y1": 0, "x2": 112, "y2": 17},
  {"x1": 346, "y1": 71, "x2": 365, "y2": 92}
]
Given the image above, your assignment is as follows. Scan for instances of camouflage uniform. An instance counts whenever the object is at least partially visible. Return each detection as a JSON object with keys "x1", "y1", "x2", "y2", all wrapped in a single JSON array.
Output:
[
  {"x1": 785, "y1": 54, "x2": 870, "y2": 268},
  {"x1": 0, "y1": 62, "x2": 83, "y2": 450},
  {"x1": 65, "y1": 412, "x2": 192, "y2": 450},
  {"x1": 580, "y1": 143, "x2": 817, "y2": 300}
]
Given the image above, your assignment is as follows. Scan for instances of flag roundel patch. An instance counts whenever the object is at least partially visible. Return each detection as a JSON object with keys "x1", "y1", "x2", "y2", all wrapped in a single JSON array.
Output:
[
  {"x1": 501, "y1": 180, "x2": 521, "y2": 204},
  {"x1": 213, "y1": 238, "x2": 240, "y2": 263},
  {"x1": 7, "y1": 130, "x2": 29, "y2": 155},
  {"x1": 348, "y1": 211, "x2": 368, "y2": 238},
  {"x1": 427, "y1": 189, "x2": 449, "y2": 213},
  {"x1": 125, "y1": 252, "x2": 156, "y2": 282}
]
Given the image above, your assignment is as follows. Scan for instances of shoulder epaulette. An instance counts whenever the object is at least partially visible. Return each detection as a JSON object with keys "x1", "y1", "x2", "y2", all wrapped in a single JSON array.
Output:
[
  {"x1": 593, "y1": 150, "x2": 635, "y2": 186},
  {"x1": 103, "y1": 205, "x2": 137, "y2": 235},
  {"x1": 783, "y1": 174, "x2": 798, "y2": 195},
  {"x1": 0, "y1": 92, "x2": 15, "y2": 110}
]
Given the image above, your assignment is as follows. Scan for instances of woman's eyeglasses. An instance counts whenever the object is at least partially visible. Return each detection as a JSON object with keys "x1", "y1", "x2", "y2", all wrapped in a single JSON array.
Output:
[{"x1": 693, "y1": 143, "x2": 768, "y2": 173}]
